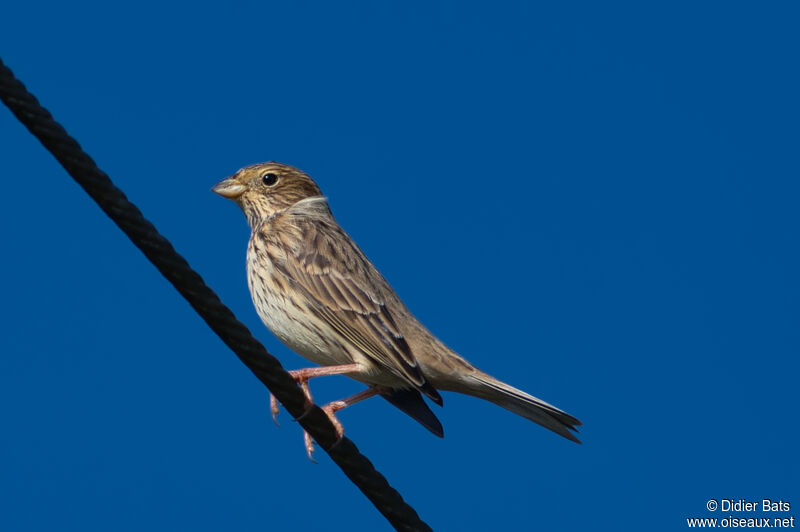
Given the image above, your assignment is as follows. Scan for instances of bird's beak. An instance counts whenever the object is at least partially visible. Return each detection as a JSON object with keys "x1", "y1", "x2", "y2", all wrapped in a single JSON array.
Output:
[{"x1": 212, "y1": 176, "x2": 246, "y2": 199}]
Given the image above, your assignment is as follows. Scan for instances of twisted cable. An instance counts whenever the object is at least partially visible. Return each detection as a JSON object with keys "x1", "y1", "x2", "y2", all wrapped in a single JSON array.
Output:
[{"x1": 0, "y1": 56, "x2": 432, "y2": 532}]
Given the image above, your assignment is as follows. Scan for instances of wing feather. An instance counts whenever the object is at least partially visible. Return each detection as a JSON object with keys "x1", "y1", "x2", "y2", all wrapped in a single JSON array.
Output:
[{"x1": 269, "y1": 214, "x2": 438, "y2": 400}]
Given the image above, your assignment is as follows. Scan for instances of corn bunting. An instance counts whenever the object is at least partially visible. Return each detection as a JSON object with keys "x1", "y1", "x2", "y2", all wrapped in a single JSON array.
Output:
[{"x1": 213, "y1": 162, "x2": 581, "y2": 458}]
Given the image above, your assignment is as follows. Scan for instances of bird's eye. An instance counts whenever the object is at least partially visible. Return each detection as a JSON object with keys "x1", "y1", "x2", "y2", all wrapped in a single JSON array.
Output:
[{"x1": 262, "y1": 172, "x2": 278, "y2": 186}]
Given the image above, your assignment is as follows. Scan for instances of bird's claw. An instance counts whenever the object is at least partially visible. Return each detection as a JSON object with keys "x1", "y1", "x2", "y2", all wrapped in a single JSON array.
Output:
[
  {"x1": 322, "y1": 402, "x2": 346, "y2": 442},
  {"x1": 270, "y1": 393, "x2": 281, "y2": 426},
  {"x1": 270, "y1": 373, "x2": 316, "y2": 427},
  {"x1": 301, "y1": 402, "x2": 347, "y2": 462},
  {"x1": 265, "y1": 370, "x2": 374, "y2": 462},
  {"x1": 304, "y1": 431, "x2": 318, "y2": 463}
]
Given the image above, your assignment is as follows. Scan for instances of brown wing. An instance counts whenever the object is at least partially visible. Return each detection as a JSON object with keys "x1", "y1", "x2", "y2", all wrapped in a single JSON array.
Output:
[{"x1": 270, "y1": 212, "x2": 441, "y2": 404}]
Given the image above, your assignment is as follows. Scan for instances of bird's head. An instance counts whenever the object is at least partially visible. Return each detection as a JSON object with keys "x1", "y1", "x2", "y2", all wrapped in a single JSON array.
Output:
[{"x1": 212, "y1": 162, "x2": 324, "y2": 227}]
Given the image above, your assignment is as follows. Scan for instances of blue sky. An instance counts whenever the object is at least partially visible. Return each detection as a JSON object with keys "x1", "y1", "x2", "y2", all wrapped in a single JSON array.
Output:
[{"x1": 1, "y1": 2, "x2": 797, "y2": 530}]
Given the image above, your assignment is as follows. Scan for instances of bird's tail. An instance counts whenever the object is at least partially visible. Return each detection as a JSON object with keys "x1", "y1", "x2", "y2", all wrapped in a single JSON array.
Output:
[
  {"x1": 462, "y1": 370, "x2": 582, "y2": 443},
  {"x1": 380, "y1": 388, "x2": 444, "y2": 438}
]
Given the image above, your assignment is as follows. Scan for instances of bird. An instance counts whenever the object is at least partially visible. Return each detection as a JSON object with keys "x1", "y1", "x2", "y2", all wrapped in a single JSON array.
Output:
[{"x1": 213, "y1": 161, "x2": 581, "y2": 458}]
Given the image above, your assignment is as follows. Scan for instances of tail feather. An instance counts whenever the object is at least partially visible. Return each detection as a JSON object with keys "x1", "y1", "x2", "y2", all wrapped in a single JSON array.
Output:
[
  {"x1": 465, "y1": 371, "x2": 582, "y2": 443},
  {"x1": 381, "y1": 388, "x2": 444, "y2": 437}
]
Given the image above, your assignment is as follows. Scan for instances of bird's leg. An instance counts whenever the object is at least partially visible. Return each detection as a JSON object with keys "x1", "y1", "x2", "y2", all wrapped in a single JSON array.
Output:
[
  {"x1": 269, "y1": 363, "x2": 362, "y2": 425},
  {"x1": 321, "y1": 387, "x2": 381, "y2": 439},
  {"x1": 304, "y1": 387, "x2": 381, "y2": 460},
  {"x1": 270, "y1": 370, "x2": 313, "y2": 425}
]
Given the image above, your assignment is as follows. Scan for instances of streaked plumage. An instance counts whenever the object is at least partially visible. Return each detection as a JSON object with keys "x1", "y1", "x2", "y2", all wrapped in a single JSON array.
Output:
[{"x1": 213, "y1": 162, "x2": 581, "y2": 451}]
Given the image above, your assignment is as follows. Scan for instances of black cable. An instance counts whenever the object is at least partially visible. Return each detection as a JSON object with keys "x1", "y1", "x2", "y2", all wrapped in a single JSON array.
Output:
[{"x1": 0, "y1": 56, "x2": 432, "y2": 532}]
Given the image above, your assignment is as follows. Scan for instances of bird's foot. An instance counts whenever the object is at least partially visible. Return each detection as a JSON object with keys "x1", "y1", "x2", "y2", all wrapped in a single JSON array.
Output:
[
  {"x1": 270, "y1": 372, "x2": 314, "y2": 425},
  {"x1": 264, "y1": 365, "x2": 376, "y2": 461},
  {"x1": 303, "y1": 431, "x2": 318, "y2": 463},
  {"x1": 268, "y1": 364, "x2": 362, "y2": 425},
  {"x1": 321, "y1": 400, "x2": 347, "y2": 439},
  {"x1": 301, "y1": 400, "x2": 348, "y2": 460}
]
